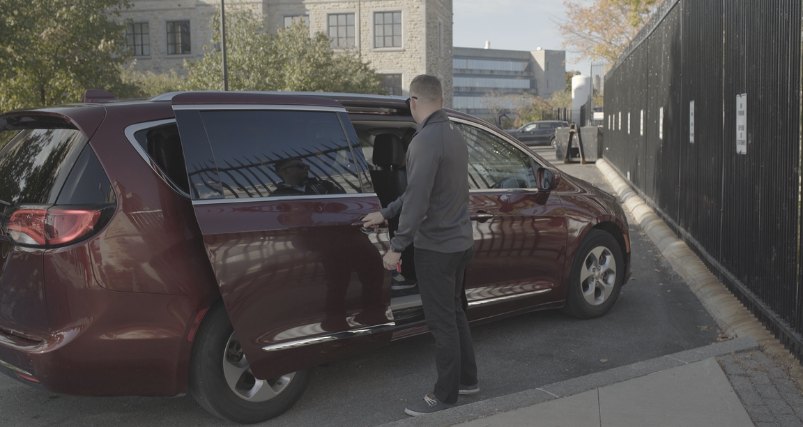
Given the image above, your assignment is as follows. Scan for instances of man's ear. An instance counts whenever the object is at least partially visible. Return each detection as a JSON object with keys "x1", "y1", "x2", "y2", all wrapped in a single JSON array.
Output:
[{"x1": 440, "y1": 98, "x2": 444, "y2": 108}]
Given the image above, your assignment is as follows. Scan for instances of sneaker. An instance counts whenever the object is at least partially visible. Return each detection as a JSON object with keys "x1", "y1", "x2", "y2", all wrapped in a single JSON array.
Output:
[
  {"x1": 391, "y1": 274, "x2": 417, "y2": 290},
  {"x1": 459, "y1": 383, "x2": 480, "y2": 395},
  {"x1": 404, "y1": 393, "x2": 455, "y2": 416}
]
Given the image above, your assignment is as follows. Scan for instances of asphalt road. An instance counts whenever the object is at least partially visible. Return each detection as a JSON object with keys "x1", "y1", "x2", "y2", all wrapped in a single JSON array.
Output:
[{"x1": 0, "y1": 146, "x2": 722, "y2": 426}]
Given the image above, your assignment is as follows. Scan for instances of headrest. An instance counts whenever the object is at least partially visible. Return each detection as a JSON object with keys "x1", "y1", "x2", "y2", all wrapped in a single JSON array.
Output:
[{"x1": 373, "y1": 134, "x2": 405, "y2": 168}]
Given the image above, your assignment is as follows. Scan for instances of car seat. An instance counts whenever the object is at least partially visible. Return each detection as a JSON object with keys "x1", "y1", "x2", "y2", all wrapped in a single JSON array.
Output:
[{"x1": 370, "y1": 134, "x2": 407, "y2": 208}]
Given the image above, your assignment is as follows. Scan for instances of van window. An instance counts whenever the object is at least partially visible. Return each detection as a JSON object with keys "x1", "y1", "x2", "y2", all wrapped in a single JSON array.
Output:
[
  {"x1": 455, "y1": 123, "x2": 537, "y2": 190},
  {"x1": 199, "y1": 110, "x2": 362, "y2": 199},
  {"x1": 134, "y1": 123, "x2": 190, "y2": 194},
  {"x1": 0, "y1": 128, "x2": 87, "y2": 206}
]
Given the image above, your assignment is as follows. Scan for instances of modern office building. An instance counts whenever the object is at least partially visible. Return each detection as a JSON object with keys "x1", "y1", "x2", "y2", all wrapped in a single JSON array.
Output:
[
  {"x1": 452, "y1": 46, "x2": 566, "y2": 118},
  {"x1": 117, "y1": 0, "x2": 454, "y2": 106}
]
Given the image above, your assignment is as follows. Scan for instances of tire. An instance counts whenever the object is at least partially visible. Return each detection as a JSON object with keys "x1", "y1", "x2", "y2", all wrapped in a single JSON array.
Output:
[
  {"x1": 562, "y1": 230, "x2": 624, "y2": 319},
  {"x1": 189, "y1": 303, "x2": 313, "y2": 424},
  {"x1": 550, "y1": 137, "x2": 556, "y2": 148}
]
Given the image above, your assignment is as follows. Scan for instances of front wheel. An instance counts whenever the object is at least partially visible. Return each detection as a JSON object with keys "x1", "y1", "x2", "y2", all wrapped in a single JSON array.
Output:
[
  {"x1": 550, "y1": 137, "x2": 556, "y2": 148},
  {"x1": 189, "y1": 303, "x2": 313, "y2": 424},
  {"x1": 562, "y1": 230, "x2": 624, "y2": 319}
]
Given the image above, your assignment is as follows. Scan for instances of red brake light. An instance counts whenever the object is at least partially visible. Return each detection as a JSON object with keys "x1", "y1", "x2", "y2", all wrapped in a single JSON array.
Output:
[
  {"x1": 47, "y1": 209, "x2": 101, "y2": 245},
  {"x1": 7, "y1": 208, "x2": 102, "y2": 246},
  {"x1": 8, "y1": 209, "x2": 47, "y2": 245}
]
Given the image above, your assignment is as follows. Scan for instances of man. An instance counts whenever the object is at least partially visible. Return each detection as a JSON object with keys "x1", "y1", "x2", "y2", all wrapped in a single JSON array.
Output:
[
  {"x1": 363, "y1": 75, "x2": 478, "y2": 416},
  {"x1": 272, "y1": 158, "x2": 342, "y2": 196}
]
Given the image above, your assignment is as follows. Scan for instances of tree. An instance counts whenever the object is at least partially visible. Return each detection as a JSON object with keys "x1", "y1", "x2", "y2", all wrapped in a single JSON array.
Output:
[
  {"x1": 566, "y1": 70, "x2": 581, "y2": 93},
  {"x1": 556, "y1": 0, "x2": 658, "y2": 63},
  {"x1": 550, "y1": 90, "x2": 572, "y2": 109},
  {"x1": 0, "y1": 0, "x2": 135, "y2": 111},
  {"x1": 509, "y1": 94, "x2": 554, "y2": 127},
  {"x1": 183, "y1": 4, "x2": 385, "y2": 94},
  {"x1": 121, "y1": 63, "x2": 185, "y2": 98},
  {"x1": 480, "y1": 91, "x2": 511, "y2": 126}
]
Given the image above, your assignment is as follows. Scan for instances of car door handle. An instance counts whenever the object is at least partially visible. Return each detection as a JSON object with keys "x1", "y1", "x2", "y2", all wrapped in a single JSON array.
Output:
[
  {"x1": 470, "y1": 212, "x2": 494, "y2": 222},
  {"x1": 351, "y1": 221, "x2": 388, "y2": 234}
]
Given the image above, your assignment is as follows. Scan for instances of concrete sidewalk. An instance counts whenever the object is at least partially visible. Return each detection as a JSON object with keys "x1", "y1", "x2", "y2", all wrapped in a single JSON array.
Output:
[
  {"x1": 378, "y1": 337, "x2": 788, "y2": 427},
  {"x1": 456, "y1": 357, "x2": 751, "y2": 427}
]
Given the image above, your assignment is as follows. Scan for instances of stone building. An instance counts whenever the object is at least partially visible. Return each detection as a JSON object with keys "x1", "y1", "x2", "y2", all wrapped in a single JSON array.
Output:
[
  {"x1": 118, "y1": 0, "x2": 454, "y2": 106},
  {"x1": 452, "y1": 45, "x2": 565, "y2": 118}
]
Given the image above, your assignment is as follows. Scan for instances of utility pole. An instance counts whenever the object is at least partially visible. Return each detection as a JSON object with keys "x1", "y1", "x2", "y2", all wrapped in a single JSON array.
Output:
[{"x1": 221, "y1": 0, "x2": 229, "y2": 91}]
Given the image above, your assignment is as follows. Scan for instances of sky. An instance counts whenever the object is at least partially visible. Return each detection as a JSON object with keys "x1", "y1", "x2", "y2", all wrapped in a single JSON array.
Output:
[{"x1": 453, "y1": 0, "x2": 595, "y2": 75}]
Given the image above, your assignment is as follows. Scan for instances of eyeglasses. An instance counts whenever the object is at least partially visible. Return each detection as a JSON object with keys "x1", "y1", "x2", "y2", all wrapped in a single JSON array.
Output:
[{"x1": 404, "y1": 96, "x2": 418, "y2": 109}]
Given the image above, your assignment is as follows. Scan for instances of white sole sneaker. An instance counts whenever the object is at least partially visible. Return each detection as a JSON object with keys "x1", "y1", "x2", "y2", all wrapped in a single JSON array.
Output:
[
  {"x1": 459, "y1": 384, "x2": 479, "y2": 395},
  {"x1": 391, "y1": 281, "x2": 417, "y2": 290}
]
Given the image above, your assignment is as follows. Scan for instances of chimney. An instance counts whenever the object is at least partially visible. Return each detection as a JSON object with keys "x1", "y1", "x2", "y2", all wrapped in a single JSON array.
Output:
[{"x1": 484, "y1": 41, "x2": 490, "y2": 49}]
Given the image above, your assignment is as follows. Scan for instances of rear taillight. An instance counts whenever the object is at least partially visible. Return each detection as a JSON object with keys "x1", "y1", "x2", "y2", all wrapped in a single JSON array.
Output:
[
  {"x1": 7, "y1": 209, "x2": 47, "y2": 245},
  {"x1": 7, "y1": 208, "x2": 103, "y2": 246}
]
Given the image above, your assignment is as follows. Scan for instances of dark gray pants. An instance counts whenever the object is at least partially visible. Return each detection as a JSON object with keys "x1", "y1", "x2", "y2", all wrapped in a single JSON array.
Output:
[{"x1": 415, "y1": 246, "x2": 477, "y2": 404}]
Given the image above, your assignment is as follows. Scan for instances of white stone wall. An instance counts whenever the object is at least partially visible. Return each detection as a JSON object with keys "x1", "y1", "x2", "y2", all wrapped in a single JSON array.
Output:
[
  {"x1": 117, "y1": 0, "x2": 451, "y2": 98},
  {"x1": 424, "y1": 0, "x2": 453, "y2": 107}
]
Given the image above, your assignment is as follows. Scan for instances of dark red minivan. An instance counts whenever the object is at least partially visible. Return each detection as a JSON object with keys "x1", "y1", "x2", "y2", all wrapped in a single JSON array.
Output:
[{"x1": 0, "y1": 91, "x2": 629, "y2": 423}]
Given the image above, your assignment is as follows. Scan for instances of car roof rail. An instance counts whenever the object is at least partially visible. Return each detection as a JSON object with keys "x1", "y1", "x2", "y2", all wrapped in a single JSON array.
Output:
[{"x1": 82, "y1": 89, "x2": 118, "y2": 104}]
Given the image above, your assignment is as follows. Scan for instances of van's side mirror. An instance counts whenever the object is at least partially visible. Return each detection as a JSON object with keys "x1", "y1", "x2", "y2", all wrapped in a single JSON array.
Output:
[{"x1": 536, "y1": 167, "x2": 560, "y2": 192}]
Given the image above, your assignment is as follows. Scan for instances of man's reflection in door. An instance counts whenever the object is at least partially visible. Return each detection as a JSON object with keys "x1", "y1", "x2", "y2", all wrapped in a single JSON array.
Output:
[{"x1": 277, "y1": 201, "x2": 386, "y2": 333}]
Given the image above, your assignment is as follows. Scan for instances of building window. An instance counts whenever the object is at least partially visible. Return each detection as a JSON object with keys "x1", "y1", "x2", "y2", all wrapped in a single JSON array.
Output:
[
  {"x1": 453, "y1": 77, "x2": 531, "y2": 89},
  {"x1": 166, "y1": 21, "x2": 191, "y2": 55},
  {"x1": 328, "y1": 14, "x2": 355, "y2": 48},
  {"x1": 374, "y1": 12, "x2": 401, "y2": 48},
  {"x1": 383, "y1": 74, "x2": 402, "y2": 96},
  {"x1": 284, "y1": 15, "x2": 309, "y2": 27},
  {"x1": 127, "y1": 23, "x2": 150, "y2": 57},
  {"x1": 453, "y1": 58, "x2": 528, "y2": 72}
]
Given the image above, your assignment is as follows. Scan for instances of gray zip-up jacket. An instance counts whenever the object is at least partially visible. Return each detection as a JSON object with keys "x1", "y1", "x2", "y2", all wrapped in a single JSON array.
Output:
[{"x1": 380, "y1": 109, "x2": 474, "y2": 254}]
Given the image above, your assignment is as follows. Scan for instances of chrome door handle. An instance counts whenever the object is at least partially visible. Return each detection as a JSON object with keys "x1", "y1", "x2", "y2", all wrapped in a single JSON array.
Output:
[{"x1": 470, "y1": 213, "x2": 494, "y2": 222}]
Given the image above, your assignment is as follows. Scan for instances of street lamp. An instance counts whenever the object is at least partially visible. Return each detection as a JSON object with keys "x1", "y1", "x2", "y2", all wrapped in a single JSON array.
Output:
[{"x1": 221, "y1": 0, "x2": 228, "y2": 91}]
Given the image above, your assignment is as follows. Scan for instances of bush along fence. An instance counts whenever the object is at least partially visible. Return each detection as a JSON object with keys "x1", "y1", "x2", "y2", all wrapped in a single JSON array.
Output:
[{"x1": 604, "y1": 0, "x2": 803, "y2": 361}]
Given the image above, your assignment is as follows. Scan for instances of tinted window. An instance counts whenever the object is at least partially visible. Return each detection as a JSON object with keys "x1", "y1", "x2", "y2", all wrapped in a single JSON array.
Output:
[
  {"x1": 455, "y1": 123, "x2": 536, "y2": 190},
  {"x1": 199, "y1": 110, "x2": 361, "y2": 199},
  {"x1": 0, "y1": 128, "x2": 87, "y2": 206},
  {"x1": 523, "y1": 124, "x2": 538, "y2": 132},
  {"x1": 56, "y1": 145, "x2": 116, "y2": 205},
  {"x1": 134, "y1": 123, "x2": 190, "y2": 194}
]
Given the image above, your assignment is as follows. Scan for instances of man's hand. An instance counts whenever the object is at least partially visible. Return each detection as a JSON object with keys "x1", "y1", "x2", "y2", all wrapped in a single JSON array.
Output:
[
  {"x1": 362, "y1": 211, "x2": 386, "y2": 229},
  {"x1": 383, "y1": 250, "x2": 402, "y2": 271}
]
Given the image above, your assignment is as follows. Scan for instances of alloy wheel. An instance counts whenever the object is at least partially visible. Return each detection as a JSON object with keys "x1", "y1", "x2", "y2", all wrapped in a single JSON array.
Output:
[
  {"x1": 579, "y1": 246, "x2": 617, "y2": 306},
  {"x1": 223, "y1": 333, "x2": 295, "y2": 402}
]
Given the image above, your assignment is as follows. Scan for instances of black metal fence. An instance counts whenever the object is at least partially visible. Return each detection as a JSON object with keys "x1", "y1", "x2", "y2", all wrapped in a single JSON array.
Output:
[{"x1": 604, "y1": 0, "x2": 803, "y2": 359}]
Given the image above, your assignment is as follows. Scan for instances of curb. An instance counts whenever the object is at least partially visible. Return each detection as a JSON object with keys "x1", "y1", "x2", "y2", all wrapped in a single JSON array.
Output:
[
  {"x1": 376, "y1": 337, "x2": 758, "y2": 427},
  {"x1": 594, "y1": 158, "x2": 803, "y2": 381}
]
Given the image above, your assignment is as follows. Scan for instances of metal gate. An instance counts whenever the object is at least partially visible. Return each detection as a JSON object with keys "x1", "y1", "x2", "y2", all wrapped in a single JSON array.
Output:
[{"x1": 604, "y1": 0, "x2": 803, "y2": 359}]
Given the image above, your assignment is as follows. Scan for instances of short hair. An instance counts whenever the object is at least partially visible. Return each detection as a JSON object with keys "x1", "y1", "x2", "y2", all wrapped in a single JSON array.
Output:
[
  {"x1": 410, "y1": 75, "x2": 443, "y2": 104},
  {"x1": 274, "y1": 158, "x2": 300, "y2": 172}
]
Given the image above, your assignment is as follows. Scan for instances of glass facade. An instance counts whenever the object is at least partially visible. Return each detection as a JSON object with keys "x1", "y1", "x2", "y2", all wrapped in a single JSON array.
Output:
[
  {"x1": 453, "y1": 97, "x2": 514, "y2": 110},
  {"x1": 453, "y1": 77, "x2": 530, "y2": 89},
  {"x1": 453, "y1": 58, "x2": 528, "y2": 72}
]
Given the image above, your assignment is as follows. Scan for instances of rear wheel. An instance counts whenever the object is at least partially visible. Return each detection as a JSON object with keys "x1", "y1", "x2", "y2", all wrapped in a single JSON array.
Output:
[
  {"x1": 189, "y1": 303, "x2": 312, "y2": 424},
  {"x1": 563, "y1": 230, "x2": 624, "y2": 319},
  {"x1": 550, "y1": 137, "x2": 556, "y2": 148}
]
